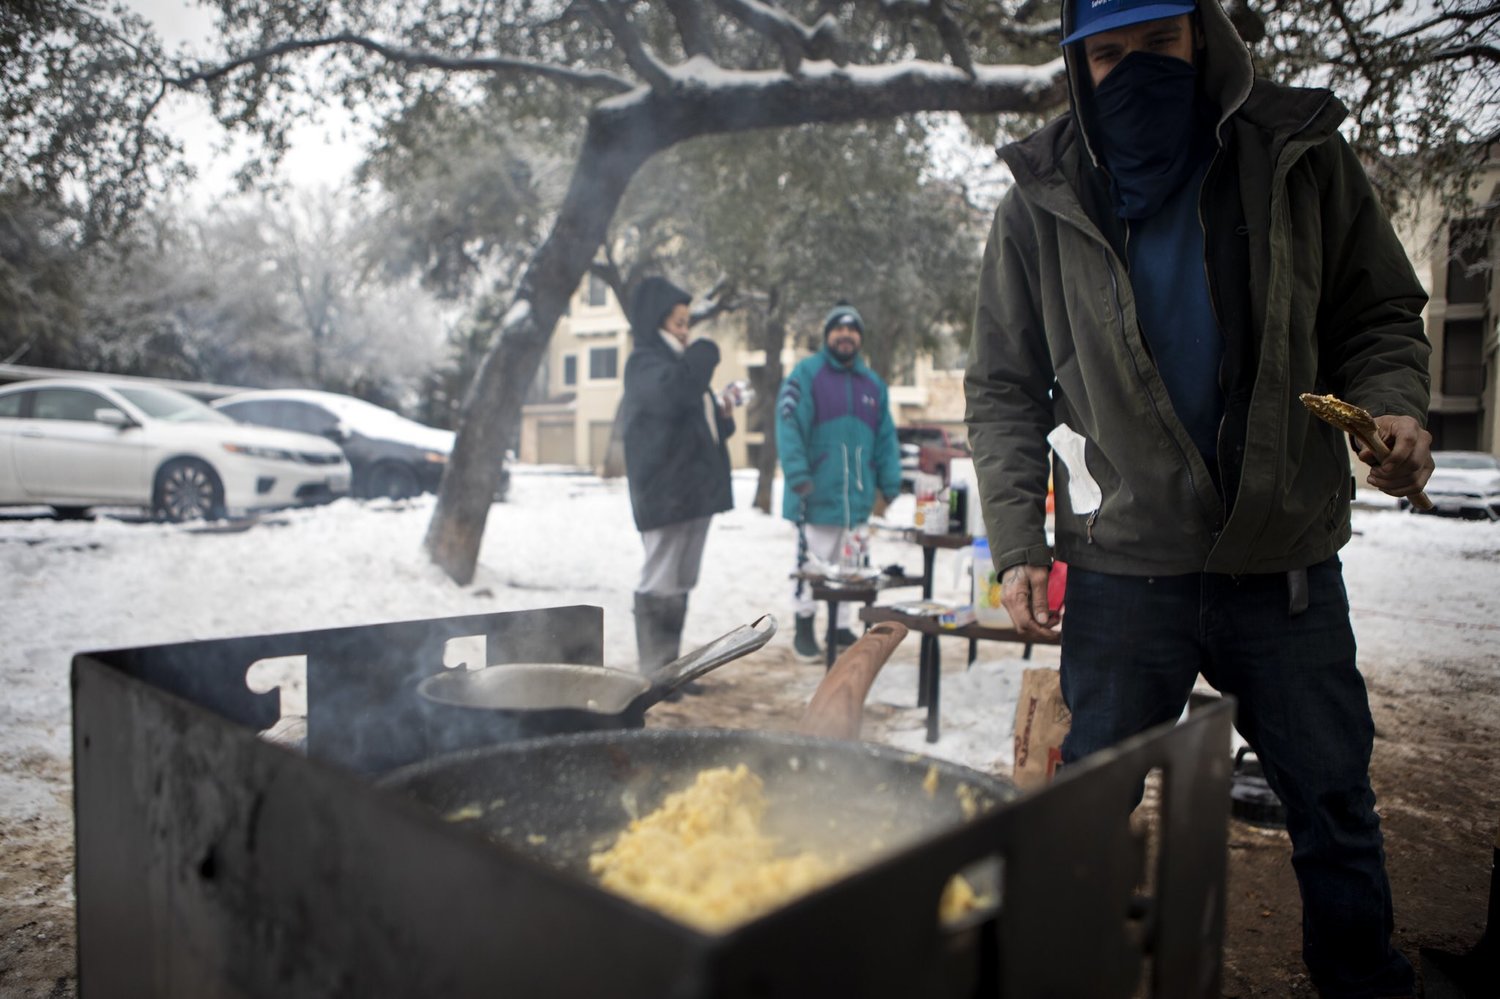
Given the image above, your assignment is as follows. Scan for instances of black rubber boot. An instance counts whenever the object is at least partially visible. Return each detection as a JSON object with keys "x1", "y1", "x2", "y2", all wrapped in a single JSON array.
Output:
[
  {"x1": 634, "y1": 591, "x2": 679, "y2": 673},
  {"x1": 636, "y1": 592, "x2": 701, "y2": 699},
  {"x1": 793, "y1": 614, "x2": 822, "y2": 662},
  {"x1": 832, "y1": 627, "x2": 860, "y2": 649}
]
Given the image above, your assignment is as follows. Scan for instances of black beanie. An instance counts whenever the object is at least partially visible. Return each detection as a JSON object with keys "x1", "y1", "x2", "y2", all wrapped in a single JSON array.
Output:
[{"x1": 822, "y1": 303, "x2": 865, "y2": 339}]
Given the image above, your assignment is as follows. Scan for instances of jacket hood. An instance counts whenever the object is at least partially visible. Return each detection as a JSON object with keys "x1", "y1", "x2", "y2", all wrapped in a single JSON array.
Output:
[
  {"x1": 1063, "y1": 0, "x2": 1253, "y2": 168},
  {"x1": 1002, "y1": 0, "x2": 1344, "y2": 206},
  {"x1": 628, "y1": 276, "x2": 691, "y2": 343}
]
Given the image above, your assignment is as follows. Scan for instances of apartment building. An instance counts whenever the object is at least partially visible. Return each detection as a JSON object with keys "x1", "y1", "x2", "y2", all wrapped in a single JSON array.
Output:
[
  {"x1": 517, "y1": 274, "x2": 975, "y2": 473},
  {"x1": 1408, "y1": 164, "x2": 1499, "y2": 453},
  {"x1": 518, "y1": 274, "x2": 768, "y2": 471}
]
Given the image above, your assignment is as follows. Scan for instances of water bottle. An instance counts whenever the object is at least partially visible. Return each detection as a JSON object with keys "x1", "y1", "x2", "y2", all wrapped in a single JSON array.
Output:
[
  {"x1": 723, "y1": 380, "x2": 754, "y2": 408},
  {"x1": 972, "y1": 537, "x2": 1010, "y2": 627}
]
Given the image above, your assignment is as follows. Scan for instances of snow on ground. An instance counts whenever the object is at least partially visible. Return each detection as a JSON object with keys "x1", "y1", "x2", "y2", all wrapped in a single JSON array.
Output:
[{"x1": 2, "y1": 468, "x2": 1498, "y2": 835}]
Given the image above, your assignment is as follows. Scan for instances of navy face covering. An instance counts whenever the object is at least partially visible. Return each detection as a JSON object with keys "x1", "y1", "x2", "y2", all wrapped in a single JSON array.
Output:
[{"x1": 1092, "y1": 50, "x2": 1210, "y2": 219}]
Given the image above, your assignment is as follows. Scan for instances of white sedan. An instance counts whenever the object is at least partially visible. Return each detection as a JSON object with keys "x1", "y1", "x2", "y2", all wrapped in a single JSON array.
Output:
[
  {"x1": 0, "y1": 378, "x2": 352, "y2": 521},
  {"x1": 1403, "y1": 450, "x2": 1500, "y2": 521}
]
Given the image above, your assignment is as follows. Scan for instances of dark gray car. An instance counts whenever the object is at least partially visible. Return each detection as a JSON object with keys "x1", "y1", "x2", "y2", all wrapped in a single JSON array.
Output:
[{"x1": 213, "y1": 390, "x2": 452, "y2": 500}]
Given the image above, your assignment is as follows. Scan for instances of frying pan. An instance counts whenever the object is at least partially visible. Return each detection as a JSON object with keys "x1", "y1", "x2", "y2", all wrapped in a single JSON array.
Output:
[
  {"x1": 415, "y1": 614, "x2": 776, "y2": 747},
  {"x1": 383, "y1": 623, "x2": 1016, "y2": 885}
]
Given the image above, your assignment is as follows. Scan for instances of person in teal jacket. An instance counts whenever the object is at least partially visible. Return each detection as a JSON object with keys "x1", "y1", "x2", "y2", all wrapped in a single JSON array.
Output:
[{"x1": 776, "y1": 303, "x2": 902, "y2": 660}]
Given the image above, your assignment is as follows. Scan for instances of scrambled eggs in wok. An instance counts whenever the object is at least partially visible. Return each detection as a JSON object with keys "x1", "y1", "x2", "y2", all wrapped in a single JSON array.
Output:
[{"x1": 588, "y1": 764, "x2": 981, "y2": 932}]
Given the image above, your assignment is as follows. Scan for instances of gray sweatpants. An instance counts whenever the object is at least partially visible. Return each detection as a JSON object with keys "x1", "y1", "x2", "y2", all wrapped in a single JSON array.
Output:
[{"x1": 638, "y1": 516, "x2": 713, "y2": 596}]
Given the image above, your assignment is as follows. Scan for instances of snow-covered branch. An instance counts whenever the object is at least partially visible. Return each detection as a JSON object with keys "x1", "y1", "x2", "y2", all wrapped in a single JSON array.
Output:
[
  {"x1": 870, "y1": 0, "x2": 976, "y2": 76},
  {"x1": 597, "y1": 56, "x2": 1069, "y2": 127},
  {"x1": 170, "y1": 31, "x2": 635, "y2": 95},
  {"x1": 586, "y1": 0, "x2": 675, "y2": 91},
  {"x1": 712, "y1": 0, "x2": 837, "y2": 73}
]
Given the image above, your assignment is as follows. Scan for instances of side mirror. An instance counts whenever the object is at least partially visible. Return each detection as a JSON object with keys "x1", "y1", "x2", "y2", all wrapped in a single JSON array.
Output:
[
  {"x1": 95, "y1": 408, "x2": 132, "y2": 429},
  {"x1": 323, "y1": 423, "x2": 351, "y2": 443}
]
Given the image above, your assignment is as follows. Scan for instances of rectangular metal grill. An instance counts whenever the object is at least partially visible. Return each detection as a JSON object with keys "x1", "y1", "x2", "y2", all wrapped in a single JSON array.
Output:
[{"x1": 72, "y1": 607, "x2": 1233, "y2": 998}]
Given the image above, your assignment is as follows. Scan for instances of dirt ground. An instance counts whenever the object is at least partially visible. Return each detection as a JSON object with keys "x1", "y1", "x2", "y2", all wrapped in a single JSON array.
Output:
[
  {"x1": 1, "y1": 643, "x2": 1495, "y2": 997},
  {"x1": 661, "y1": 647, "x2": 1500, "y2": 998}
]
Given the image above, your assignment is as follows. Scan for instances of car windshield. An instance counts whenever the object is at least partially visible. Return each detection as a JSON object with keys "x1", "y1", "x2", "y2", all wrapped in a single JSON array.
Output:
[
  {"x1": 116, "y1": 386, "x2": 234, "y2": 424},
  {"x1": 1435, "y1": 453, "x2": 1500, "y2": 471}
]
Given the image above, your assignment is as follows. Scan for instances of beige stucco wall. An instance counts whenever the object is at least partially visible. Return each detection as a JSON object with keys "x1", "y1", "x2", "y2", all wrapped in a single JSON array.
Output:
[
  {"x1": 520, "y1": 279, "x2": 759, "y2": 471},
  {"x1": 1393, "y1": 162, "x2": 1499, "y2": 456}
]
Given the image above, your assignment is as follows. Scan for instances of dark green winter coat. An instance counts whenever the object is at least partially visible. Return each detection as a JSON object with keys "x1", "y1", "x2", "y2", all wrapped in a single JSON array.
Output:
[{"x1": 965, "y1": 0, "x2": 1430, "y2": 577}]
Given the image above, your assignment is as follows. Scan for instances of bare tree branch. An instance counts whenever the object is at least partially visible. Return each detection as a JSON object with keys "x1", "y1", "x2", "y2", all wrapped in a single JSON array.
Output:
[
  {"x1": 662, "y1": 0, "x2": 716, "y2": 60},
  {"x1": 1384, "y1": 2, "x2": 1500, "y2": 44},
  {"x1": 1427, "y1": 43, "x2": 1500, "y2": 65},
  {"x1": 169, "y1": 31, "x2": 635, "y2": 94},
  {"x1": 873, "y1": 0, "x2": 975, "y2": 76},
  {"x1": 586, "y1": 0, "x2": 674, "y2": 91},
  {"x1": 1327, "y1": 0, "x2": 1380, "y2": 115},
  {"x1": 713, "y1": 0, "x2": 819, "y2": 72}
]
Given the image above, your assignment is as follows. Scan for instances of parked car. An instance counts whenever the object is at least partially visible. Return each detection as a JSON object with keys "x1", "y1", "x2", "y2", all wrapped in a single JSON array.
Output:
[
  {"x1": 896, "y1": 424, "x2": 970, "y2": 489},
  {"x1": 212, "y1": 389, "x2": 455, "y2": 500},
  {"x1": 1399, "y1": 450, "x2": 1500, "y2": 520},
  {"x1": 0, "y1": 378, "x2": 350, "y2": 521}
]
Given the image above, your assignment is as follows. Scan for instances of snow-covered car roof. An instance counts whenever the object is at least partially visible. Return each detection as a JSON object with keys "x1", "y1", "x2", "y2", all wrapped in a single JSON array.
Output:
[{"x1": 213, "y1": 389, "x2": 455, "y2": 453}]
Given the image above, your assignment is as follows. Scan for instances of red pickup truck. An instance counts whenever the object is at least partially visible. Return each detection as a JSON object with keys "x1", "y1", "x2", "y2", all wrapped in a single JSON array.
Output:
[{"x1": 897, "y1": 424, "x2": 970, "y2": 488}]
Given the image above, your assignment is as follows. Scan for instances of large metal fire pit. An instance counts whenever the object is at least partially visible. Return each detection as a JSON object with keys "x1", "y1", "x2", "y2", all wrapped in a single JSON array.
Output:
[{"x1": 72, "y1": 607, "x2": 1234, "y2": 998}]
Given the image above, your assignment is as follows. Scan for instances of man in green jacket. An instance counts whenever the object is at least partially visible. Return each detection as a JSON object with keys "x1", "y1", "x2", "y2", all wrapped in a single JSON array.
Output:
[
  {"x1": 778, "y1": 303, "x2": 903, "y2": 661},
  {"x1": 965, "y1": 1, "x2": 1433, "y2": 995}
]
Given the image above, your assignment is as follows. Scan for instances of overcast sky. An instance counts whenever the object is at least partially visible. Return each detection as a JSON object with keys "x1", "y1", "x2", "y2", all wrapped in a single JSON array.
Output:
[{"x1": 128, "y1": 0, "x2": 365, "y2": 199}]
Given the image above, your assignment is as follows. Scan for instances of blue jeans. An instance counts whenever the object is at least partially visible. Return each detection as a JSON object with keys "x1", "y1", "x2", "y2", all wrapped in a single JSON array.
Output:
[{"x1": 1059, "y1": 559, "x2": 1414, "y2": 999}]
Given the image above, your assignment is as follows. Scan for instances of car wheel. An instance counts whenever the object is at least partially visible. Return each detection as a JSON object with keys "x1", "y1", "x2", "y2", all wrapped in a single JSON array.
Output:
[
  {"x1": 365, "y1": 462, "x2": 420, "y2": 500},
  {"x1": 154, "y1": 458, "x2": 225, "y2": 522},
  {"x1": 51, "y1": 506, "x2": 91, "y2": 520}
]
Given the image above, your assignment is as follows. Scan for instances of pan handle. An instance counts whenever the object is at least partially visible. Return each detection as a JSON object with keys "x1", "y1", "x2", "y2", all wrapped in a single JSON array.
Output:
[
  {"x1": 637, "y1": 614, "x2": 778, "y2": 709},
  {"x1": 799, "y1": 622, "x2": 909, "y2": 741}
]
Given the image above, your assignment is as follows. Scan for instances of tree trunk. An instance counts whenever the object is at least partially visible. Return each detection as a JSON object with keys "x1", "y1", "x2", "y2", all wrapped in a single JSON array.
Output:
[
  {"x1": 600, "y1": 395, "x2": 627, "y2": 478},
  {"x1": 752, "y1": 299, "x2": 788, "y2": 514},
  {"x1": 423, "y1": 70, "x2": 1069, "y2": 582},
  {"x1": 423, "y1": 106, "x2": 667, "y2": 583}
]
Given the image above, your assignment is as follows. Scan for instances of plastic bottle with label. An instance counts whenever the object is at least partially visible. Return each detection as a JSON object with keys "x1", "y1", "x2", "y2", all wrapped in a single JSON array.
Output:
[{"x1": 971, "y1": 537, "x2": 1011, "y2": 627}]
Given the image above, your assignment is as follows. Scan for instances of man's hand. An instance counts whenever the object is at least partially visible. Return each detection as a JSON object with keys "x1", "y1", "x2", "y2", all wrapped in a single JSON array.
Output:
[
  {"x1": 1001, "y1": 564, "x2": 1061, "y2": 641},
  {"x1": 872, "y1": 493, "x2": 892, "y2": 518},
  {"x1": 792, "y1": 480, "x2": 814, "y2": 497},
  {"x1": 1361, "y1": 414, "x2": 1434, "y2": 500}
]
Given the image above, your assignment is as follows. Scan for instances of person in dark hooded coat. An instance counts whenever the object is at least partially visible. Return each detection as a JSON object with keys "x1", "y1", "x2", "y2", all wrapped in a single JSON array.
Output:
[
  {"x1": 621, "y1": 276, "x2": 735, "y2": 677},
  {"x1": 965, "y1": 1, "x2": 1432, "y2": 994}
]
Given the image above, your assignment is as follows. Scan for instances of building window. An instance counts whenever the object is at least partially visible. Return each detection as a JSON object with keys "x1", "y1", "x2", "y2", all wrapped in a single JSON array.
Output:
[
  {"x1": 586, "y1": 273, "x2": 610, "y2": 308},
  {"x1": 1440, "y1": 318, "x2": 1485, "y2": 397},
  {"x1": 1447, "y1": 219, "x2": 1492, "y2": 306},
  {"x1": 588, "y1": 346, "x2": 619, "y2": 380},
  {"x1": 562, "y1": 354, "x2": 578, "y2": 387},
  {"x1": 1428, "y1": 411, "x2": 1480, "y2": 452}
]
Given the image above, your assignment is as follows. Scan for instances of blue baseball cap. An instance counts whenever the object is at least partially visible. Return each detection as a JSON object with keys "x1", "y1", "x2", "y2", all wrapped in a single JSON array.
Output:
[{"x1": 1061, "y1": 0, "x2": 1198, "y2": 46}]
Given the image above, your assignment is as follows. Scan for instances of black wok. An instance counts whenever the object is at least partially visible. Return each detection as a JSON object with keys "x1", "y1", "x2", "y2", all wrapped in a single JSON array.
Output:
[
  {"x1": 387, "y1": 625, "x2": 1012, "y2": 882},
  {"x1": 414, "y1": 614, "x2": 775, "y2": 750},
  {"x1": 379, "y1": 727, "x2": 1016, "y2": 881}
]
